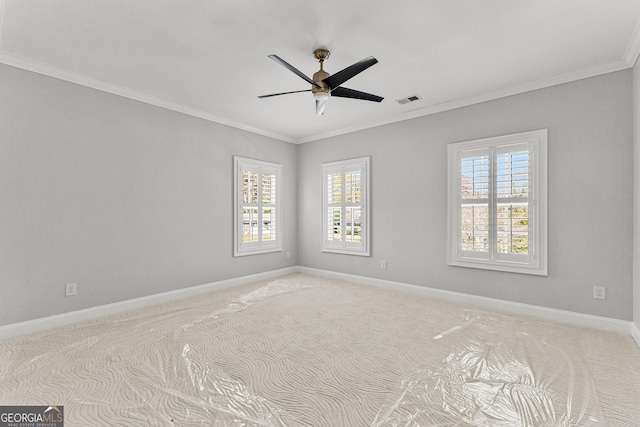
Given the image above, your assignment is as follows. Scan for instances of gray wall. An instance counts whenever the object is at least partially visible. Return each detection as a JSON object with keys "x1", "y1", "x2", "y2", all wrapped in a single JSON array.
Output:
[
  {"x1": 0, "y1": 64, "x2": 297, "y2": 326},
  {"x1": 1, "y1": 64, "x2": 634, "y2": 326},
  {"x1": 634, "y1": 61, "x2": 640, "y2": 330},
  {"x1": 298, "y1": 70, "x2": 633, "y2": 320}
]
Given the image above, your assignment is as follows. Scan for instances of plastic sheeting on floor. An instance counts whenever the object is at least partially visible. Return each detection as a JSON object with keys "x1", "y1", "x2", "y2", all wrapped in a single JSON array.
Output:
[
  {"x1": 373, "y1": 311, "x2": 601, "y2": 426},
  {"x1": 1, "y1": 274, "x2": 639, "y2": 426}
]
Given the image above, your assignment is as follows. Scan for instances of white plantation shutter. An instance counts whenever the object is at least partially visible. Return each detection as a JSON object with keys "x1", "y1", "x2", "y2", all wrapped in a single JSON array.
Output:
[
  {"x1": 260, "y1": 172, "x2": 277, "y2": 244},
  {"x1": 322, "y1": 157, "x2": 370, "y2": 256},
  {"x1": 234, "y1": 157, "x2": 282, "y2": 256},
  {"x1": 448, "y1": 130, "x2": 547, "y2": 275},
  {"x1": 460, "y1": 149, "x2": 490, "y2": 258},
  {"x1": 495, "y1": 145, "x2": 530, "y2": 262}
]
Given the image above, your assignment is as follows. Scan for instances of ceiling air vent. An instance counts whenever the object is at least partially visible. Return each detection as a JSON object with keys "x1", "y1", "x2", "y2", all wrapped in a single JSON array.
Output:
[{"x1": 396, "y1": 94, "x2": 422, "y2": 105}]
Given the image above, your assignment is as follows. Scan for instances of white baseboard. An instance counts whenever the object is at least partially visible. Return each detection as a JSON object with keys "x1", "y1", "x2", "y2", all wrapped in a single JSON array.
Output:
[
  {"x1": 632, "y1": 322, "x2": 640, "y2": 348},
  {"x1": 298, "y1": 267, "x2": 633, "y2": 336},
  {"x1": 2, "y1": 266, "x2": 636, "y2": 346},
  {"x1": 0, "y1": 267, "x2": 298, "y2": 341}
]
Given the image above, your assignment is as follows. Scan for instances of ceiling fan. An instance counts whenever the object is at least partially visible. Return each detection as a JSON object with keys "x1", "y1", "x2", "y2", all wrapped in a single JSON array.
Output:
[{"x1": 258, "y1": 49, "x2": 383, "y2": 116}]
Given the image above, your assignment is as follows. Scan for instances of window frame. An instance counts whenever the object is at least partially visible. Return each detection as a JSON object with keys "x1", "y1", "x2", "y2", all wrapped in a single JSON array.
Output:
[
  {"x1": 322, "y1": 156, "x2": 370, "y2": 256},
  {"x1": 447, "y1": 130, "x2": 548, "y2": 276},
  {"x1": 233, "y1": 156, "x2": 283, "y2": 257}
]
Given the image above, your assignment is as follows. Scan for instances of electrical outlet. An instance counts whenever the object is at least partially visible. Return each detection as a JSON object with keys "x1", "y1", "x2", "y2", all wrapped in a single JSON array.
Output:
[
  {"x1": 286, "y1": 251, "x2": 291, "y2": 259},
  {"x1": 381, "y1": 260, "x2": 387, "y2": 270},
  {"x1": 593, "y1": 286, "x2": 606, "y2": 300},
  {"x1": 65, "y1": 283, "x2": 77, "y2": 297}
]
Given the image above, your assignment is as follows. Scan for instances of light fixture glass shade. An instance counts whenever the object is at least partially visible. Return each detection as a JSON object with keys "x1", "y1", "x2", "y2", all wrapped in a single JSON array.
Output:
[{"x1": 313, "y1": 91, "x2": 330, "y2": 102}]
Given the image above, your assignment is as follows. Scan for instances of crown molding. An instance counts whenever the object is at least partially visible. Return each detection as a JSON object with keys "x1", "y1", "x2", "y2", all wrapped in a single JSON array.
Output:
[
  {"x1": 0, "y1": 51, "x2": 296, "y2": 144},
  {"x1": 0, "y1": 49, "x2": 632, "y2": 146},
  {"x1": 624, "y1": 17, "x2": 640, "y2": 67},
  {"x1": 297, "y1": 60, "x2": 633, "y2": 143}
]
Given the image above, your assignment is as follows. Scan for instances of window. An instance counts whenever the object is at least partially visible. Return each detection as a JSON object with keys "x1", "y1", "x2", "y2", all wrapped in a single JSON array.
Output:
[
  {"x1": 322, "y1": 157, "x2": 370, "y2": 256},
  {"x1": 234, "y1": 157, "x2": 282, "y2": 257},
  {"x1": 447, "y1": 130, "x2": 547, "y2": 275}
]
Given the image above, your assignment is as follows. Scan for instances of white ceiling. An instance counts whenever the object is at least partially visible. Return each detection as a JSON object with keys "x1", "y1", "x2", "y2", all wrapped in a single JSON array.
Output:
[{"x1": 1, "y1": 0, "x2": 640, "y2": 143}]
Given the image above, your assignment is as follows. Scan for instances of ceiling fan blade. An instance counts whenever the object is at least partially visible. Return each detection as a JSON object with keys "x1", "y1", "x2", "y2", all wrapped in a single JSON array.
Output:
[
  {"x1": 258, "y1": 89, "x2": 312, "y2": 99},
  {"x1": 316, "y1": 99, "x2": 326, "y2": 116},
  {"x1": 331, "y1": 87, "x2": 383, "y2": 102},
  {"x1": 268, "y1": 55, "x2": 320, "y2": 88},
  {"x1": 322, "y1": 56, "x2": 378, "y2": 89}
]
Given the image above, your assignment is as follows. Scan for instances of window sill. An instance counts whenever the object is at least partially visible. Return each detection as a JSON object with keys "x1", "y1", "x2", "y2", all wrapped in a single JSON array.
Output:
[
  {"x1": 448, "y1": 258, "x2": 547, "y2": 276},
  {"x1": 234, "y1": 248, "x2": 282, "y2": 257},
  {"x1": 322, "y1": 248, "x2": 370, "y2": 257}
]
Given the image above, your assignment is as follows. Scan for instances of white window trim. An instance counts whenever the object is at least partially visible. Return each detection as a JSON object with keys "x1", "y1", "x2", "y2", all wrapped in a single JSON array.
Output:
[
  {"x1": 322, "y1": 156, "x2": 370, "y2": 256},
  {"x1": 234, "y1": 156, "x2": 283, "y2": 257},
  {"x1": 447, "y1": 129, "x2": 548, "y2": 276}
]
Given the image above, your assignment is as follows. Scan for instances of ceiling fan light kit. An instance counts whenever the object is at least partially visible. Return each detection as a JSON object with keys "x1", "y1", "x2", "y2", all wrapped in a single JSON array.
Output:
[
  {"x1": 313, "y1": 92, "x2": 330, "y2": 101},
  {"x1": 259, "y1": 48, "x2": 383, "y2": 116}
]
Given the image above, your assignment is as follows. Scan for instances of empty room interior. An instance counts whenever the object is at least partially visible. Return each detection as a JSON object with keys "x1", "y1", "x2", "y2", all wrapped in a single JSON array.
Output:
[{"x1": 2, "y1": 1, "x2": 640, "y2": 426}]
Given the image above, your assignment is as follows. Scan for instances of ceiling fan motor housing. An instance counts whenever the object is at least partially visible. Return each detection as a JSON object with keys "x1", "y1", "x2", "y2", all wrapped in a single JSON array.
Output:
[{"x1": 312, "y1": 70, "x2": 330, "y2": 95}]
